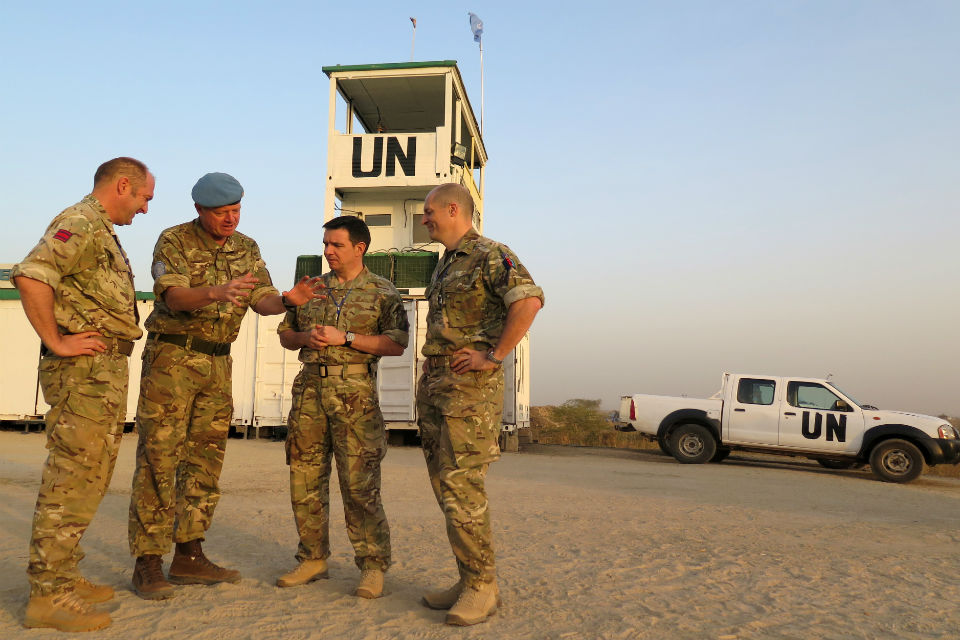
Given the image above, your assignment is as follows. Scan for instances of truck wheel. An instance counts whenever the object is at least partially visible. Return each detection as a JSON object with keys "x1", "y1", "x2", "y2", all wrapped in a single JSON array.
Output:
[
  {"x1": 669, "y1": 424, "x2": 716, "y2": 464},
  {"x1": 869, "y1": 439, "x2": 924, "y2": 483},
  {"x1": 815, "y1": 458, "x2": 856, "y2": 470},
  {"x1": 657, "y1": 436, "x2": 672, "y2": 456}
]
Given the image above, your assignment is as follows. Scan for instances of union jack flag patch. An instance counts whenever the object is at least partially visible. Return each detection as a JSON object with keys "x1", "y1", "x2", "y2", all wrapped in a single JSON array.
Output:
[{"x1": 53, "y1": 229, "x2": 73, "y2": 243}]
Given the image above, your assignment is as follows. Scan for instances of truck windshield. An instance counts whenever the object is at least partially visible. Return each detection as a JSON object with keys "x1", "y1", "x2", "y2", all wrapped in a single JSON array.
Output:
[{"x1": 828, "y1": 383, "x2": 859, "y2": 407}]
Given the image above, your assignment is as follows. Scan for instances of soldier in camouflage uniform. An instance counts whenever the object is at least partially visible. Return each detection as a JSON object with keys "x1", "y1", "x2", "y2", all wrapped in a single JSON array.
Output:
[
  {"x1": 276, "y1": 215, "x2": 408, "y2": 600},
  {"x1": 128, "y1": 172, "x2": 322, "y2": 600},
  {"x1": 13, "y1": 157, "x2": 155, "y2": 632},
  {"x1": 416, "y1": 183, "x2": 543, "y2": 626}
]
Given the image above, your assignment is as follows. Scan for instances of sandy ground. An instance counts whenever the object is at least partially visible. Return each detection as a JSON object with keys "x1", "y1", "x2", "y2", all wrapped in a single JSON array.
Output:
[{"x1": 1, "y1": 431, "x2": 959, "y2": 639}]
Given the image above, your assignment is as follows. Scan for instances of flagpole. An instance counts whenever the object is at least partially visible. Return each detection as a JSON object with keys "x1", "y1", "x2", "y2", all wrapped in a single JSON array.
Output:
[
  {"x1": 469, "y1": 13, "x2": 485, "y2": 137},
  {"x1": 410, "y1": 17, "x2": 416, "y2": 61},
  {"x1": 479, "y1": 38, "x2": 484, "y2": 136}
]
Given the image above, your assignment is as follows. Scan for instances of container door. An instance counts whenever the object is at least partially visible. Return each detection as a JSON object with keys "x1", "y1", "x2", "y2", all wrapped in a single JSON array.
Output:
[
  {"x1": 377, "y1": 300, "x2": 418, "y2": 422},
  {"x1": 230, "y1": 312, "x2": 258, "y2": 427},
  {"x1": 0, "y1": 298, "x2": 44, "y2": 420},
  {"x1": 253, "y1": 313, "x2": 301, "y2": 426}
]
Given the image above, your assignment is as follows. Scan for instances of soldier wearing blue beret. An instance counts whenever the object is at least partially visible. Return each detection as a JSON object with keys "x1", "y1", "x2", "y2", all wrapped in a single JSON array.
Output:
[{"x1": 128, "y1": 172, "x2": 323, "y2": 599}]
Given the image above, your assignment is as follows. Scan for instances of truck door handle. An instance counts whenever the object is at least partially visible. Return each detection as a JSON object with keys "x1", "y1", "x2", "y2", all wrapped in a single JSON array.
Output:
[
  {"x1": 734, "y1": 408, "x2": 745, "y2": 412},
  {"x1": 784, "y1": 412, "x2": 796, "y2": 416}
]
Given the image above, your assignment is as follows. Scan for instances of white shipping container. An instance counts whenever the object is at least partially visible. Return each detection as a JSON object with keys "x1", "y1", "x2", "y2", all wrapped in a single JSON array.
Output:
[{"x1": 1, "y1": 293, "x2": 532, "y2": 438}]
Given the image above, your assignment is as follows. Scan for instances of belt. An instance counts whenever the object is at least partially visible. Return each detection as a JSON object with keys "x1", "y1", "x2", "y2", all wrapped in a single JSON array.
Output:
[
  {"x1": 303, "y1": 362, "x2": 373, "y2": 378},
  {"x1": 40, "y1": 336, "x2": 136, "y2": 358},
  {"x1": 150, "y1": 332, "x2": 231, "y2": 357}
]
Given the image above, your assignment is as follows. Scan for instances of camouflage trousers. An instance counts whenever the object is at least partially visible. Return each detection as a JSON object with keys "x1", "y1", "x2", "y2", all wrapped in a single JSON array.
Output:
[
  {"x1": 128, "y1": 341, "x2": 233, "y2": 557},
  {"x1": 28, "y1": 352, "x2": 129, "y2": 597},
  {"x1": 285, "y1": 368, "x2": 390, "y2": 571},
  {"x1": 416, "y1": 362, "x2": 504, "y2": 589}
]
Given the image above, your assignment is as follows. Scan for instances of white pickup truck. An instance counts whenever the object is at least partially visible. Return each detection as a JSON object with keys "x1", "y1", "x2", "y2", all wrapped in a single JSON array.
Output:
[{"x1": 618, "y1": 373, "x2": 960, "y2": 483}]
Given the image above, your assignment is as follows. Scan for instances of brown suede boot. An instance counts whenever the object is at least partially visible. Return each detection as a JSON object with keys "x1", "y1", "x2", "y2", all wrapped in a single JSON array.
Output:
[
  {"x1": 23, "y1": 590, "x2": 111, "y2": 632},
  {"x1": 168, "y1": 539, "x2": 241, "y2": 585},
  {"x1": 133, "y1": 555, "x2": 175, "y2": 600}
]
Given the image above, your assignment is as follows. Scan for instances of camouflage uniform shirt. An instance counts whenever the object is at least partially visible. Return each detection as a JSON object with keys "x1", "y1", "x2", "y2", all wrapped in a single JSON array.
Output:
[
  {"x1": 423, "y1": 228, "x2": 543, "y2": 356},
  {"x1": 11, "y1": 195, "x2": 141, "y2": 340},
  {"x1": 145, "y1": 219, "x2": 278, "y2": 343},
  {"x1": 278, "y1": 267, "x2": 409, "y2": 361}
]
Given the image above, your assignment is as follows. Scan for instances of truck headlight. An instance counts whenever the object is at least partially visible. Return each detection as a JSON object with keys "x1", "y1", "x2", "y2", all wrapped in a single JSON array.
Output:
[{"x1": 938, "y1": 424, "x2": 959, "y2": 439}]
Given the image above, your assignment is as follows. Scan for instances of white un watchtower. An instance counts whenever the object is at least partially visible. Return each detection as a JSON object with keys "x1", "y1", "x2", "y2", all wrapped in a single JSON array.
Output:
[
  {"x1": 321, "y1": 60, "x2": 486, "y2": 255},
  {"x1": 310, "y1": 60, "x2": 529, "y2": 449}
]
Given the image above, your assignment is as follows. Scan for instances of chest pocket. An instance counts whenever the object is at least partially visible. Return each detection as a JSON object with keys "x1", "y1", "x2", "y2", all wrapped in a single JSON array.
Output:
[
  {"x1": 88, "y1": 245, "x2": 133, "y2": 313},
  {"x1": 340, "y1": 290, "x2": 380, "y2": 333},
  {"x1": 443, "y1": 268, "x2": 485, "y2": 328}
]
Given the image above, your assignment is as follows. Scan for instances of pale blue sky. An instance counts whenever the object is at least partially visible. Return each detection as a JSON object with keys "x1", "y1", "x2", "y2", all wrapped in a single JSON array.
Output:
[{"x1": 2, "y1": 1, "x2": 958, "y2": 414}]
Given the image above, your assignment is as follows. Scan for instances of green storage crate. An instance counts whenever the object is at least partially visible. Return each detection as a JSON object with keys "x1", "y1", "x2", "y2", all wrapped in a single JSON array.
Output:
[
  {"x1": 393, "y1": 251, "x2": 438, "y2": 288},
  {"x1": 363, "y1": 253, "x2": 393, "y2": 281},
  {"x1": 295, "y1": 255, "x2": 324, "y2": 281}
]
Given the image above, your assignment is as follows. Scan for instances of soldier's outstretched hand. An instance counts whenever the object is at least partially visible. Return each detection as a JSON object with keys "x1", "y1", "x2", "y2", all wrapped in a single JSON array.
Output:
[
  {"x1": 284, "y1": 276, "x2": 326, "y2": 306},
  {"x1": 212, "y1": 272, "x2": 258, "y2": 305}
]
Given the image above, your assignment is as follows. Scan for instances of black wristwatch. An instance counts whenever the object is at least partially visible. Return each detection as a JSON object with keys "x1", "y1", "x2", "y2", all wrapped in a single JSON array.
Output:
[
  {"x1": 281, "y1": 295, "x2": 298, "y2": 312},
  {"x1": 344, "y1": 331, "x2": 356, "y2": 348}
]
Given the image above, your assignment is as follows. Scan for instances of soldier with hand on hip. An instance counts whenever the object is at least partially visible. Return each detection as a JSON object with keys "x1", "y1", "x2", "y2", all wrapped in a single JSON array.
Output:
[
  {"x1": 416, "y1": 183, "x2": 543, "y2": 626},
  {"x1": 14, "y1": 157, "x2": 154, "y2": 632}
]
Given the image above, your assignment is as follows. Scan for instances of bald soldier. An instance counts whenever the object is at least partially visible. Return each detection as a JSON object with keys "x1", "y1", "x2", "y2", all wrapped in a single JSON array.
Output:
[
  {"x1": 14, "y1": 157, "x2": 154, "y2": 632},
  {"x1": 416, "y1": 183, "x2": 543, "y2": 626},
  {"x1": 128, "y1": 172, "x2": 322, "y2": 600}
]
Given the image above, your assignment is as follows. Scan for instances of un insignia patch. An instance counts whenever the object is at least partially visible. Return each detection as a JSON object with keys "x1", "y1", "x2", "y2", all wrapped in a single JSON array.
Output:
[{"x1": 151, "y1": 261, "x2": 167, "y2": 278}]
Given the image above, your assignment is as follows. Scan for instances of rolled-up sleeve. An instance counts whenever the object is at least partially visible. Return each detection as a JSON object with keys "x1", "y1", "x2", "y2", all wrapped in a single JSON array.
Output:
[
  {"x1": 379, "y1": 289, "x2": 410, "y2": 347},
  {"x1": 277, "y1": 309, "x2": 298, "y2": 334},
  {"x1": 12, "y1": 215, "x2": 92, "y2": 290},
  {"x1": 151, "y1": 234, "x2": 191, "y2": 296},
  {"x1": 485, "y1": 244, "x2": 544, "y2": 309}
]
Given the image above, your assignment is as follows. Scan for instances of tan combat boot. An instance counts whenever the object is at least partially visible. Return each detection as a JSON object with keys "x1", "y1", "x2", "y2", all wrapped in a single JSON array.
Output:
[
  {"x1": 23, "y1": 590, "x2": 111, "y2": 632},
  {"x1": 445, "y1": 582, "x2": 500, "y2": 626},
  {"x1": 276, "y1": 559, "x2": 328, "y2": 587},
  {"x1": 133, "y1": 554, "x2": 176, "y2": 600},
  {"x1": 168, "y1": 539, "x2": 241, "y2": 585},
  {"x1": 354, "y1": 569, "x2": 384, "y2": 599},
  {"x1": 74, "y1": 577, "x2": 114, "y2": 603},
  {"x1": 422, "y1": 581, "x2": 464, "y2": 610}
]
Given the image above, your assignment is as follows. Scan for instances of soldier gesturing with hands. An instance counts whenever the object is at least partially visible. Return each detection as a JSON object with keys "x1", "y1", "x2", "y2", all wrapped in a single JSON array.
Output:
[{"x1": 128, "y1": 172, "x2": 322, "y2": 600}]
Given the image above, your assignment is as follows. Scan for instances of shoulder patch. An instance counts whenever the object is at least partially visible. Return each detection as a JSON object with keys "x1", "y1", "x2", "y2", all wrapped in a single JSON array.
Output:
[
  {"x1": 151, "y1": 260, "x2": 167, "y2": 278},
  {"x1": 53, "y1": 229, "x2": 73, "y2": 243},
  {"x1": 501, "y1": 251, "x2": 516, "y2": 270}
]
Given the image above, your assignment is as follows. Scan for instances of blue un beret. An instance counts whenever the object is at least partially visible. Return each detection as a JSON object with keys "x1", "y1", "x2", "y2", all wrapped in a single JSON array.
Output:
[{"x1": 191, "y1": 172, "x2": 244, "y2": 208}]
